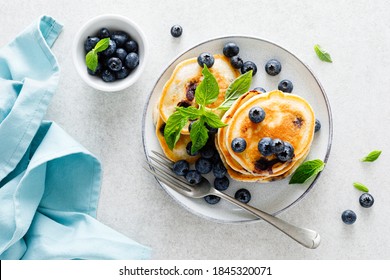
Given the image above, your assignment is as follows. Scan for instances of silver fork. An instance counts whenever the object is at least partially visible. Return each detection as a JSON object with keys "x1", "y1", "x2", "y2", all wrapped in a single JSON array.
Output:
[{"x1": 145, "y1": 151, "x2": 321, "y2": 249}]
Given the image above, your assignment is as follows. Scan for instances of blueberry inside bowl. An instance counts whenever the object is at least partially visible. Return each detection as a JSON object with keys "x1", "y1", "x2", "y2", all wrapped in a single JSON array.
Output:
[{"x1": 72, "y1": 14, "x2": 147, "y2": 92}]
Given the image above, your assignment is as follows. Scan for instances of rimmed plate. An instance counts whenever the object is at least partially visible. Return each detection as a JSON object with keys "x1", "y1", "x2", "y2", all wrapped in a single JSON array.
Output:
[{"x1": 142, "y1": 36, "x2": 332, "y2": 223}]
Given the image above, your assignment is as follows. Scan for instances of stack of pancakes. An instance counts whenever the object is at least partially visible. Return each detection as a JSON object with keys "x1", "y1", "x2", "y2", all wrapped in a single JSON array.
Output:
[
  {"x1": 154, "y1": 55, "x2": 239, "y2": 163},
  {"x1": 216, "y1": 90, "x2": 315, "y2": 182}
]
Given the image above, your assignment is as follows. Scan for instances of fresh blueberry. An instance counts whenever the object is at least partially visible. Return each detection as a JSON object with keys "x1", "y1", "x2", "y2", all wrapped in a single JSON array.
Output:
[
  {"x1": 185, "y1": 170, "x2": 202, "y2": 185},
  {"x1": 254, "y1": 87, "x2": 266, "y2": 93},
  {"x1": 204, "y1": 195, "x2": 221, "y2": 204},
  {"x1": 115, "y1": 48, "x2": 128, "y2": 62},
  {"x1": 341, "y1": 210, "x2": 357, "y2": 225},
  {"x1": 84, "y1": 36, "x2": 100, "y2": 52},
  {"x1": 87, "y1": 62, "x2": 102, "y2": 76},
  {"x1": 98, "y1": 28, "x2": 110, "y2": 39},
  {"x1": 170, "y1": 25, "x2": 183, "y2": 37},
  {"x1": 278, "y1": 79, "x2": 294, "y2": 93},
  {"x1": 107, "y1": 57, "x2": 122, "y2": 72},
  {"x1": 248, "y1": 106, "x2": 266, "y2": 123},
  {"x1": 231, "y1": 137, "x2": 247, "y2": 153},
  {"x1": 101, "y1": 69, "x2": 116, "y2": 82},
  {"x1": 103, "y1": 39, "x2": 117, "y2": 56},
  {"x1": 195, "y1": 158, "x2": 212, "y2": 174},
  {"x1": 116, "y1": 67, "x2": 131, "y2": 79},
  {"x1": 265, "y1": 59, "x2": 282, "y2": 76},
  {"x1": 213, "y1": 161, "x2": 227, "y2": 179},
  {"x1": 241, "y1": 61, "x2": 257, "y2": 76},
  {"x1": 359, "y1": 193, "x2": 374, "y2": 208},
  {"x1": 197, "y1": 52, "x2": 215, "y2": 68},
  {"x1": 125, "y1": 52, "x2": 139, "y2": 70},
  {"x1": 276, "y1": 142, "x2": 294, "y2": 161},
  {"x1": 223, "y1": 42, "x2": 239, "y2": 58},
  {"x1": 235, "y1": 189, "x2": 251, "y2": 204},
  {"x1": 258, "y1": 137, "x2": 273, "y2": 157},
  {"x1": 124, "y1": 40, "x2": 138, "y2": 53},
  {"x1": 173, "y1": 160, "x2": 190, "y2": 176},
  {"x1": 230, "y1": 55, "x2": 244, "y2": 69},
  {"x1": 214, "y1": 176, "x2": 230, "y2": 191},
  {"x1": 315, "y1": 119, "x2": 321, "y2": 133},
  {"x1": 200, "y1": 144, "x2": 215, "y2": 159},
  {"x1": 110, "y1": 31, "x2": 129, "y2": 47},
  {"x1": 186, "y1": 142, "x2": 199, "y2": 156},
  {"x1": 271, "y1": 138, "x2": 285, "y2": 154}
]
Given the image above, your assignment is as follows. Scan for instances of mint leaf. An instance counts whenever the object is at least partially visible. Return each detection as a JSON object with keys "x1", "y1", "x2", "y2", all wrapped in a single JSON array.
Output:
[
  {"x1": 289, "y1": 159, "x2": 325, "y2": 184},
  {"x1": 203, "y1": 110, "x2": 227, "y2": 128},
  {"x1": 361, "y1": 150, "x2": 382, "y2": 162},
  {"x1": 195, "y1": 65, "x2": 220, "y2": 106},
  {"x1": 219, "y1": 70, "x2": 252, "y2": 110},
  {"x1": 164, "y1": 111, "x2": 188, "y2": 150},
  {"x1": 175, "y1": 106, "x2": 202, "y2": 120},
  {"x1": 314, "y1": 44, "x2": 332, "y2": 63},
  {"x1": 190, "y1": 117, "x2": 209, "y2": 154},
  {"x1": 94, "y1": 38, "x2": 110, "y2": 53},
  {"x1": 353, "y1": 182, "x2": 369, "y2": 193},
  {"x1": 86, "y1": 50, "x2": 98, "y2": 71}
]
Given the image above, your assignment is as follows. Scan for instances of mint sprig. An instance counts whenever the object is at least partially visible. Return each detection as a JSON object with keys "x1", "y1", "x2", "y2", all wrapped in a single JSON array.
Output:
[
  {"x1": 85, "y1": 38, "x2": 110, "y2": 71},
  {"x1": 361, "y1": 150, "x2": 382, "y2": 162},
  {"x1": 289, "y1": 159, "x2": 325, "y2": 184},
  {"x1": 314, "y1": 44, "x2": 332, "y2": 63},
  {"x1": 195, "y1": 65, "x2": 220, "y2": 106},
  {"x1": 219, "y1": 70, "x2": 253, "y2": 110}
]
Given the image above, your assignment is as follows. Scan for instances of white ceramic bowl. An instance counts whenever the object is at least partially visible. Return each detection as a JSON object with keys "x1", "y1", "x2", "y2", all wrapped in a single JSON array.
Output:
[{"x1": 72, "y1": 14, "x2": 147, "y2": 92}]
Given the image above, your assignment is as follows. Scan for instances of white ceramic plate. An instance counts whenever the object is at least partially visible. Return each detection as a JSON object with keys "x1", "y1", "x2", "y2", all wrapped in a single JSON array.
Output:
[{"x1": 142, "y1": 36, "x2": 332, "y2": 223}]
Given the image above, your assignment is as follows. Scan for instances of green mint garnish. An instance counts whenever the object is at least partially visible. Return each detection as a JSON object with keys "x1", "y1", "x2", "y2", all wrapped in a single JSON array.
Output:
[
  {"x1": 85, "y1": 38, "x2": 110, "y2": 71},
  {"x1": 361, "y1": 150, "x2": 382, "y2": 162},
  {"x1": 219, "y1": 70, "x2": 253, "y2": 110},
  {"x1": 353, "y1": 182, "x2": 369, "y2": 193},
  {"x1": 189, "y1": 117, "x2": 209, "y2": 154},
  {"x1": 289, "y1": 159, "x2": 325, "y2": 184},
  {"x1": 163, "y1": 111, "x2": 189, "y2": 150},
  {"x1": 195, "y1": 65, "x2": 220, "y2": 106},
  {"x1": 314, "y1": 44, "x2": 332, "y2": 63}
]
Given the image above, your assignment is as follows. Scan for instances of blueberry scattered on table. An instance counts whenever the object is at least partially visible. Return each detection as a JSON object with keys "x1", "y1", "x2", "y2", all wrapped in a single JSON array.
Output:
[
  {"x1": 258, "y1": 137, "x2": 273, "y2": 157},
  {"x1": 195, "y1": 158, "x2": 212, "y2": 174},
  {"x1": 276, "y1": 142, "x2": 294, "y2": 161},
  {"x1": 315, "y1": 119, "x2": 321, "y2": 133},
  {"x1": 278, "y1": 79, "x2": 293, "y2": 93},
  {"x1": 359, "y1": 193, "x2": 374, "y2": 208},
  {"x1": 173, "y1": 160, "x2": 190, "y2": 176},
  {"x1": 248, "y1": 106, "x2": 266, "y2": 123},
  {"x1": 185, "y1": 170, "x2": 202, "y2": 185},
  {"x1": 231, "y1": 137, "x2": 247, "y2": 153},
  {"x1": 265, "y1": 59, "x2": 282, "y2": 76},
  {"x1": 223, "y1": 42, "x2": 240, "y2": 58},
  {"x1": 197, "y1": 52, "x2": 215, "y2": 68},
  {"x1": 214, "y1": 176, "x2": 230, "y2": 191},
  {"x1": 170, "y1": 25, "x2": 183, "y2": 37},
  {"x1": 235, "y1": 188, "x2": 251, "y2": 204},
  {"x1": 204, "y1": 195, "x2": 221, "y2": 205},
  {"x1": 341, "y1": 210, "x2": 357, "y2": 225},
  {"x1": 230, "y1": 55, "x2": 244, "y2": 69}
]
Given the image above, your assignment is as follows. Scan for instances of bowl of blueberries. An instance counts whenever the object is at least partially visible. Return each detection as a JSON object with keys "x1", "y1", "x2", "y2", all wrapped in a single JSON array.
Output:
[{"x1": 72, "y1": 14, "x2": 147, "y2": 92}]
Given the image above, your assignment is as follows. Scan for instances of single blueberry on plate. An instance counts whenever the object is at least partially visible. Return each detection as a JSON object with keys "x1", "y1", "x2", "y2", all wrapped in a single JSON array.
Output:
[
  {"x1": 185, "y1": 170, "x2": 202, "y2": 185},
  {"x1": 265, "y1": 59, "x2": 282, "y2": 76},
  {"x1": 116, "y1": 66, "x2": 131, "y2": 79},
  {"x1": 341, "y1": 210, "x2": 357, "y2": 224},
  {"x1": 271, "y1": 138, "x2": 285, "y2": 154},
  {"x1": 254, "y1": 87, "x2": 266, "y2": 93},
  {"x1": 173, "y1": 160, "x2": 190, "y2": 176},
  {"x1": 197, "y1": 52, "x2": 215, "y2": 68},
  {"x1": 231, "y1": 137, "x2": 247, "y2": 153},
  {"x1": 276, "y1": 141, "x2": 294, "y2": 161},
  {"x1": 125, "y1": 40, "x2": 138, "y2": 53},
  {"x1": 125, "y1": 52, "x2": 139, "y2": 70},
  {"x1": 195, "y1": 158, "x2": 212, "y2": 174},
  {"x1": 213, "y1": 161, "x2": 227, "y2": 179},
  {"x1": 235, "y1": 189, "x2": 251, "y2": 204},
  {"x1": 103, "y1": 39, "x2": 117, "y2": 56},
  {"x1": 241, "y1": 61, "x2": 257, "y2": 76},
  {"x1": 200, "y1": 144, "x2": 215, "y2": 159},
  {"x1": 110, "y1": 31, "x2": 129, "y2": 47},
  {"x1": 204, "y1": 195, "x2": 221, "y2": 204},
  {"x1": 223, "y1": 42, "x2": 239, "y2": 58},
  {"x1": 214, "y1": 176, "x2": 230, "y2": 191},
  {"x1": 315, "y1": 119, "x2": 321, "y2": 133},
  {"x1": 107, "y1": 57, "x2": 122, "y2": 72},
  {"x1": 186, "y1": 142, "x2": 199, "y2": 156},
  {"x1": 278, "y1": 79, "x2": 294, "y2": 93},
  {"x1": 101, "y1": 69, "x2": 116, "y2": 82},
  {"x1": 98, "y1": 27, "x2": 110, "y2": 39},
  {"x1": 115, "y1": 48, "x2": 128, "y2": 62},
  {"x1": 230, "y1": 55, "x2": 244, "y2": 69},
  {"x1": 359, "y1": 193, "x2": 374, "y2": 208},
  {"x1": 84, "y1": 36, "x2": 100, "y2": 52},
  {"x1": 248, "y1": 106, "x2": 266, "y2": 123},
  {"x1": 170, "y1": 25, "x2": 183, "y2": 37},
  {"x1": 258, "y1": 137, "x2": 273, "y2": 157}
]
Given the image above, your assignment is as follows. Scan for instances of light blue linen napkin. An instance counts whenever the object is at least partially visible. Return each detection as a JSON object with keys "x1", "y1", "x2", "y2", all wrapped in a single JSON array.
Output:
[{"x1": 0, "y1": 15, "x2": 151, "y2": 260}]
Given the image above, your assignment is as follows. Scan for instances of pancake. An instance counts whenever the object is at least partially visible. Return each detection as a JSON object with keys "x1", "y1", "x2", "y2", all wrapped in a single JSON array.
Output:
[
  {"x1": 225, "y1": 90, "x2": 315, "y2": 177},
  {"x1": 158, "y1": 54, "x2": 240, "y2": 135},
  {"x1": 155, "y1": 117, "x2": 200, "y2": 163}
]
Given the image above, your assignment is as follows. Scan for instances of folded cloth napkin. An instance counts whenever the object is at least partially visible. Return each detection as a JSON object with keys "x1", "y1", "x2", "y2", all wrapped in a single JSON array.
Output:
[{"x1": 0, "y1": 16, "x2": 151, "y2": 260}]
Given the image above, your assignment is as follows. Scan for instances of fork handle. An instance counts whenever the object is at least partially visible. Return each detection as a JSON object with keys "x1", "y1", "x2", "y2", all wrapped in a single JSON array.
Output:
[{"x1": 215, "y1": 191, "x2": 320, "y2": 249}]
